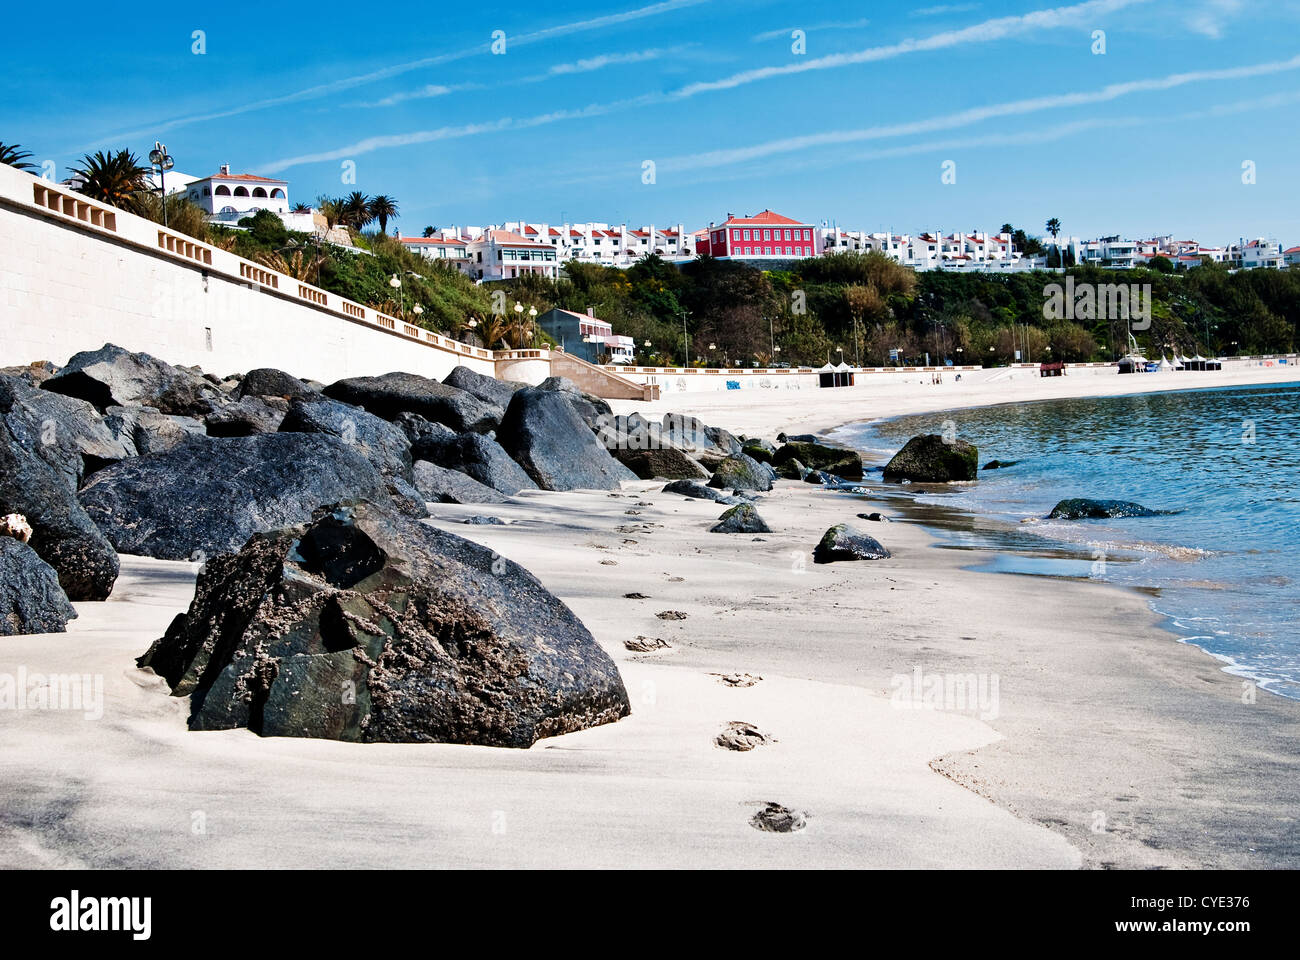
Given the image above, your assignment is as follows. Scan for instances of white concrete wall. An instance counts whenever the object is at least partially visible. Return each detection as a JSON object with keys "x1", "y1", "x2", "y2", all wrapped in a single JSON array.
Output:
[
  {"x1": 0, "y1": 163, "x2": 498, "y2": 384},
  {"x1": 614, "y1": 365, "x2": 987, "y2": 393}
]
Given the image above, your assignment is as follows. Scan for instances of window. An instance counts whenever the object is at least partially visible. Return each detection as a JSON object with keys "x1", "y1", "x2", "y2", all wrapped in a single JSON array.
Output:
[
  {"x1": 270, "y1": 188, "x2": 285, "y2": 199},
  {"x1": 252, "y1": 187, "x2": 268, "y2": 198},
  {"x1": 785, "y1": 246, "x2": 792, "y2": 256},
  {"x1": 764, "y1": 247, "x2": 771, "y2": 256},
  {"x1": 203, "y1": 187, "x2": 211, "y2": 196},
  {"x1": 783, "y1": 229, "x2": 791, "y2": 240},
  {"x1": 803, "y1": 229, "x2": 810, "y2": 240},
  {"x1": 763, "y1": 230, "x2": 771, "y2": 240},
  {"x1": 733, "y1": 229, "x2": 741, "y2": 241},
  {"x1": 743, "y1": 229, "x2": 750, "y2": 240},
  {"x1": 215, "y1": 185, "x2": 230, "y2": 196},
  {"x1": 233, "y1": 186, "x2": 249, "y2": 197}
]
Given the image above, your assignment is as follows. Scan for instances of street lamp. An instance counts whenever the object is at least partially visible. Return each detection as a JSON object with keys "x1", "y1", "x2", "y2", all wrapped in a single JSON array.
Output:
[
  {"x1": 148, "y1": 141, "x2": 174, "y2": 228},
  {"x1": 389, "y1": 274, "x2": 402, "y2": 314},
  {"x1": 412, "y1": 303, "x2": 423, "y2": 320}
]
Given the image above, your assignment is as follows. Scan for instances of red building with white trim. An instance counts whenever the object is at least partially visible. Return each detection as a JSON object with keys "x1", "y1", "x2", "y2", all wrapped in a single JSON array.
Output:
[{"x1": 697, "y1": 210, "x2": 818, "y2": 259}]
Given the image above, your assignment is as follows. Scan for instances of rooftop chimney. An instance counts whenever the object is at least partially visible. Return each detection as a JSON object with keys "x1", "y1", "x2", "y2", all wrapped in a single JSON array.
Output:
[{"x1": 220, "y1": 163, "x2": 230, "y2": 176}]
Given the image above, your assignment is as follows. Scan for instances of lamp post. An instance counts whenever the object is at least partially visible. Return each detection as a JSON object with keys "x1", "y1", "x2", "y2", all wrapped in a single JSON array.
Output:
[
  {"x1": 708, "y1": 342, "x2": 717, "y2": 368},
  {"x1": 389, "y1": 274, "x2": 402, "y2": 314},
  {"x1": 412, "y1": 303, "x2": 423, "y2": 324},
  {"x1": 148, "y1": 141, "x2": 174, "y2": 228},
  {"x1": 680, "y1": 310, "x2": 690, "y2": 366},
  {"x1": 528, "y1": 305, "x2": 538, "y2": 348}
]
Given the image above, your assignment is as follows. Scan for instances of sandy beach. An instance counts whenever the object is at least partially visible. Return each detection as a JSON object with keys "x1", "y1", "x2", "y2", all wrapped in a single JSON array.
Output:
[{"x1": 3, "y1": 363, "x2": 1298, "y2": 869}]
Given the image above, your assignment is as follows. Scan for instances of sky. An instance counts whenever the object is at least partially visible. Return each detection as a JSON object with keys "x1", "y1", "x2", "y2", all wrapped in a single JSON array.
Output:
[{"x1": 4, "y1": 0, "x2": 1300, "y2": 245}]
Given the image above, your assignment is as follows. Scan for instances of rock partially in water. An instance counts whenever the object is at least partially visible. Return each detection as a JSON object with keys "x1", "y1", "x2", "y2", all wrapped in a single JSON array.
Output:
[
  {"x1": 982, "y1": 459, "x2": 1020, "y2": 470},
  {"x1": 707, "y1": 453, "x2": 773, "y2": 492},
  {"x1": 137, "y1": 501, "x2": 630, "y2": 746},
  {"x1": 773, "y1": 440, "x2": 863, "y2": 481},
  {"x1": 1047, "y1": 498, "x2": 1175, "y2": 520},
  {"x1": 883, "y1": 434, "x2": 978, "y2": 483},
  {"x1": 813, "y1": 523, "x2": 892, "y2": 563}
]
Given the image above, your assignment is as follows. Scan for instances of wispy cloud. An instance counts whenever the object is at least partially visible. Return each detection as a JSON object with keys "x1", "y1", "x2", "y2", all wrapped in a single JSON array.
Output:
[
  {"x1": 355, "y1": 84, "x2": 461, "y2": 108},
  {"x1": 547, "y1": 45, "x2": 681, "y2": 75},
  {"x1": 912, "y1": 4, "x2": 980, "y2": 16},
  {"x1": 1185, "y1": 0, "x2": 1246, "y2": 38},
  {"x1": 657, "y1": 53, "x2": 1300, "y2": 172},
  {"x1": 76, "y1": 0, "x2": 712, "y2": 149},
  {"x1": 676, "y1": 0, "x2": 1151, "y2": 99},
  {"x1": 260, "y1": 96, "x2": 662, "y2": 173},
  {"x1": 751, "y1": 19, "x2": 871, "y2": 42}
]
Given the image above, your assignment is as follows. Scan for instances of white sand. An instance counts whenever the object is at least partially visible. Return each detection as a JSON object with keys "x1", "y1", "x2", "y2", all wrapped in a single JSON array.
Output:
[{"x1": 3, "y1": 362, "x2": 1297, "y2": 868}]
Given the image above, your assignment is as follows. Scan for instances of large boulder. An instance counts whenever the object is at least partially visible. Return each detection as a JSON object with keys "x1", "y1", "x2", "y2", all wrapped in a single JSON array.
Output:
[
  {"x1": 323, "y1": 372, "x2": 500, "y2": 433},
  {"x1": 78, "y1": 433, "x2": 394, "y2": 561},
  {"x1": 279, "y1": 397, "x2": 412, "y2": 480},
  {"x1": 612, "y1": 446, "x2": 709, "y2": 481},
  {"x1": 710, "y1": 503, "x2": 771, "y2": 534},
  {"x1": 706, "y1": 453, "x2": 774, "y2": 492},
  {"x1": 0, "y1": 415, "x2": 119, "y2": 600},
  {"x1": 773, "y1": 440, "x2": 863, "y2": 480},
  {"x1": 882, "y1": 434, "x2": 978, "y2": 483},
  {"x1": 0, "y1": 375, "x2": 134, "y2": 490},
  {"x1": 414, "y1": 431, "x2": 537, "y2": 496},
  {"x1": 497, "y1": 387, "x2": 636, "y2": 491},
  {"x1": 1047, "y1": 498, "x2": 1175, "y2": 520},
  {"x1": 42, "y1": 343, "x2": 224, "y2": 416},
  {"x1": 204, "y1": 396, "x2": 286, "y2": 437},
  {"x1": 813, "y1": 523, "x2": 891, "y2": 563},
  {"x1": 537, "y1": 377, "x2": 612, "y2": 431},
  {"x1": 705, "y1": 425, "x2": 743, "y2": 456},
  {"x1": 410, "y1": 461, "x2": 508, "y2": 504},
  {"x1": 442, "y1": 365, "x2": 523, "y2": 411},
  {"x1": 137, "y1": 502, "x2": 631, "y2": 746},
  {"x1": 0, "y1": 538, "x2": 78, "y2": 636},
  {"x1": 104, "y1": 405, "x2": 205, "y2": 456},
  {"x1": 0, "y1": 361, "x2": 59, "y2": 387},
  {"x1": 395, "y1": 413, "x2": 458, "y2": 459},
  {"x1": 235, "y1": 368, "x2": 318, "y2": 401}
]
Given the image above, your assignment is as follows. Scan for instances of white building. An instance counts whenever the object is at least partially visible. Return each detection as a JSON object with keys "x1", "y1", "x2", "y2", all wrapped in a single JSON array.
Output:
[
  {"x1": 818, "y1": 227, "x2": 1029, "y2": 272},
  {"x1": 186, "y1": 165, "x2": 290, "y2": 223},
  {"x1": 461, "y1": 230, "x2": 559, "y2": 281},
  {"x1": 398, "y1": 236, "x2": 470, "y2": 267},
  {"x1": 421, "y1": 220, "x2": 691, "y2": 268},
  {"x1": 1284, "y1": 245, "x2": 1300, "y2": 267},
  {"x1": 1229, "y1": 238, "x2": 1284, "y2": 270}
]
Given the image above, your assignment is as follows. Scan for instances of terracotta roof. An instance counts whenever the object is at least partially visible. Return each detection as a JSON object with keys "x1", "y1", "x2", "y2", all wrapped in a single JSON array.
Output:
[
  {"x1": 487, "y1": 230, "x2": 549, "y2": 246},
  {"x1": 1284, "y1": 246, "x2": 1300, "y2": 254},
  {"x1": 201, "y1": 172, "x2": 287, "y2": 183},
  {"x1": 721, "y1": 209, "x2": 807, "y2": 227}
]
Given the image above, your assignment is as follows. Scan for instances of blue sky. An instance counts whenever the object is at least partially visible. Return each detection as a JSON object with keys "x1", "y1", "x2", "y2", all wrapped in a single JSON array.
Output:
[{"x1": 4, "y1": 0, "x2": 1300, "y2": 245}]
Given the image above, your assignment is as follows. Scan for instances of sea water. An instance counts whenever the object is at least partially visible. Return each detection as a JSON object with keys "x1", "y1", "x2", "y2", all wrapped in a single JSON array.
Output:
[{"x1": 832, "y1": 381, "x2": 1300, "y2": 700}]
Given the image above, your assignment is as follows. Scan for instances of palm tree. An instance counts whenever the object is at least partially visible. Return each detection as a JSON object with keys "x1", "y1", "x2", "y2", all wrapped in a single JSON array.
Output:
[
  {"x1": 340, "y1": 191, "x2": 372, "y2": 230},
  {"x1": 255, "y1": 249, "x2": 325, "y2": 282},
  {"x1": 291, "y1": 202, "x2": 312, "y2": 213},
  {"x1": 0, "y1": 142, "x2": 36, "y2": 171},
  {"x1": 422, "y1": 225, "x2": 436, "y2": 238},
  {"x1": 1045, "y1": 217, "x2": 1062, "y2": 272},
  {"x1": 367, "y1": 195, "x2": 399, "y2": 234},
  {"x1": 316, "y1": 196, "x2": 342, "y2": 229},
  {"x1": 477, "y1": 315, "x2": 508, "y2": 349},
  {"x1": 70, "y1": 149, "x2": 150, "y2": 207}
]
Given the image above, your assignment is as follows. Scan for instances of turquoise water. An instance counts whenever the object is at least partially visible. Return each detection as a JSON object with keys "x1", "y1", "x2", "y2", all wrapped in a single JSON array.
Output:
[{"x1": 831, "y1": 382, "x2": 1300, "y2": 699}]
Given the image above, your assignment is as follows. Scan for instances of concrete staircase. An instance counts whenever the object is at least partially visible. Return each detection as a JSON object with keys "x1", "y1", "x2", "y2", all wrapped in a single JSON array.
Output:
[{"x1": 548, "y1": 351, "x2": 659, "y2": 400}]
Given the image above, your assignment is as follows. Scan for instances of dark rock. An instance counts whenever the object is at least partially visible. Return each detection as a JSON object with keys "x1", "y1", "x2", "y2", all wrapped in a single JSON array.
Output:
[
  {"x1": 0, "y1": 375, "x2": 134, "y2": 489},
  {"x1": 882, "y1": 434, "x2": 978, "y2": 483},
  {"x1": 773, "y1": 440, "x2": 863, "y2": 480},
  {"x1": 982, "y1": 459, "x2": 1020, "y2": 471},
  {"x1": 104, "y1": 405, "x2": 205, "y2": 456},
  {"x1": 775, "y1": 457, "x2": 810, "y2": 481},
  {"x1": 537, "y1": 377, "x2": 612, "y2": 431},
  {"x1": 705, "y1": 425, "x2": 743, "y2": 456},
  {"x1": 395, "y1": 413, "x2": 458, "y2": 458},
  {"x1": 413, "y1": 431, "x2": 537, "y2": 496},
  {"x1": 741, "y1": 438, "x2": 775, "y2": 463},
  {"x1": 710, "y1": 503, "x2": 771, "y2": 534},
  {"x1": 410, "y1": 461, "x2": 508, "y2": 504},
  {"x1": 624, "y1": 636, "x2": 670, "y2": 652},
  {"x1": 856, "y1": 512, "x2": 890, "y2": 523},
  {"x1": 813, "y1": 523, "x2": 891, "y2": 563},
  {"x1": 279, "y1": 397, "x2": 412, "y2": 480},
  {"x1": 136, "y1": 501, "x2": 630, "y2": 746},
  {"x1": 662, "y1": 413, "x2": 723, "y2": 455},
  {"x1": 323, "y1": 372, "x2": 500, "y2": 433},
  {"x1": 750, "y1": 802, "x2": 807, "y2": 833},
  {"x1": 204, "y1": 396, "x2": 286, "y2": 437},
  {"x1": 0, "y1": 538, "x2": 78, "y2": 636},
  {"x1": 0, "y1": 411, "x2": 119, "y2": 600},
  {"x1": 79, "y1": 433, "x2": 394, "y2": 561},
  {"x1": 802, "y1": 470, "x2": 836, "y2": 485},
  {"x1": 383, "y1": 476, "x2": 431, "y2": 519},
  {"x1": 497, "y1": 387, "x2": 635, "y2": 491},
  {"x1": 656, "y1": 610, "x2": 687, "y2": 620},
  {"x1": 235, "y1": 368, "x2": 317, "y2": 401},
  {"x1": 661, "y1": 479, "x2": 730, "y2": 502},
  {"x1": 612, "y1": 446, "x2": 709, "y2": 480},
  {"x1": 706, "y1": 453, "x2": 773, "y2": 492},
  {"x1": 42, "y1": 343, "x2": 223, "y2": 416},
  {"x1": 1047, "y1": 498, "x2": 1176, "y2": 520},
  {"x1": 443, "y1": 365, "x2": 524, "y2": 411},
  {"x1": 462, "y1": 515, "x2": 505, "y2": 525}
]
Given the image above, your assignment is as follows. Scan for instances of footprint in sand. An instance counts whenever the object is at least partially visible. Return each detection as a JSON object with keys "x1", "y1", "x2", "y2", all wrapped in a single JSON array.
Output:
[{"x1": 750, "y1": 802, "x2": 808, "y2": 833}]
